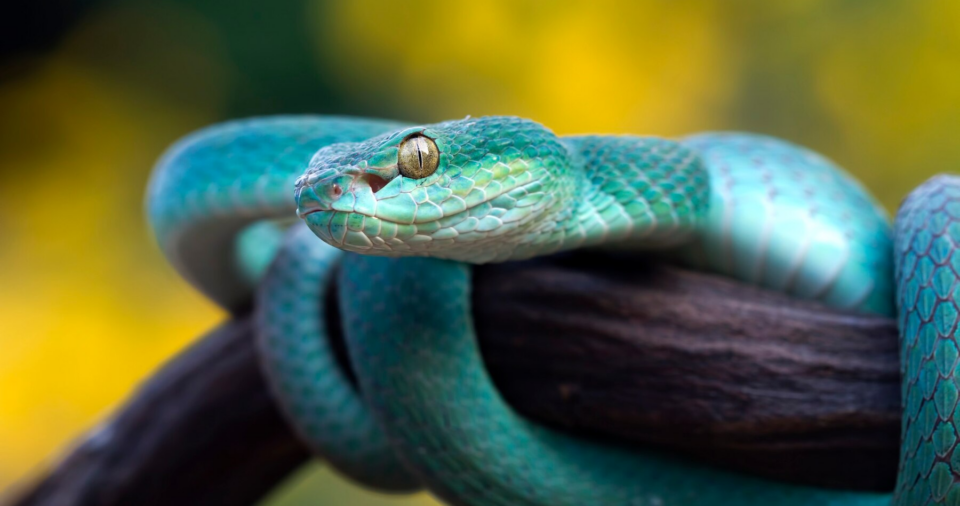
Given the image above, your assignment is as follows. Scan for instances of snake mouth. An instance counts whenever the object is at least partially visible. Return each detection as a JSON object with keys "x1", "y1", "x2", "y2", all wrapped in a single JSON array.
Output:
[
  {"x1": 295, "y1": 199, "x2": 331, "y2": 219},
  {"x1": 300, "y1": 176, "x2": 544, "y2": 228},
  {"x1": 304, "y1": 208, "x2": 409, "y2": 227}
]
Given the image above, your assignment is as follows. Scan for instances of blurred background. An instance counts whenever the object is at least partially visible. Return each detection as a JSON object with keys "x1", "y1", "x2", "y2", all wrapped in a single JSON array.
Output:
[{"x1": 1, "y1": 0, "x2": 958, "y2": 504}]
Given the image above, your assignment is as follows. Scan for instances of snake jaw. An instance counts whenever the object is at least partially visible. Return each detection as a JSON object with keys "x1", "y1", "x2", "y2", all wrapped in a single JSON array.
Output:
[{"x1": 295, "y1": 161, "x2": 409, "y2": 254}]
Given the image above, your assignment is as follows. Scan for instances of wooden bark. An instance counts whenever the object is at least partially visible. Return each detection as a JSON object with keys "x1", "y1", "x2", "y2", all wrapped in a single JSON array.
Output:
[
  {"x1": 5, "y1": 255, "x2": 900, "y2": 506},
  {"x1": 475, "y1": 255, "x2": 899, "y2": 492}
]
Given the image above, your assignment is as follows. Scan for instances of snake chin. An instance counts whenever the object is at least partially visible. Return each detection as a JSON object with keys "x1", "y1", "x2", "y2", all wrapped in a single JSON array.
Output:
[{"x1": 302, "y1": 210, "x2": 399, "y2": 256}]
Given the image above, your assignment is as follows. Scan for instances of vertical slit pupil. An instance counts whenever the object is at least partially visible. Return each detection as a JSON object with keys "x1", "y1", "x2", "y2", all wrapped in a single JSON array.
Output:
[{"x1": 415, "y1": 136, "x2": 424, "y2": 168}]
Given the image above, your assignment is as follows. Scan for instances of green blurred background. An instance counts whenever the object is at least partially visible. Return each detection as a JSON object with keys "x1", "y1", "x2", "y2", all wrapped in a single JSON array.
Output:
[{"x1": 1, "y1": 1, "x2": 958, "y2": 504}]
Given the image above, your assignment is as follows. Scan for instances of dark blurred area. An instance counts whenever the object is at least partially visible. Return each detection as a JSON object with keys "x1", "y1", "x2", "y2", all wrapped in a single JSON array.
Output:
[
  {"x1": 1, "y1": 1, "x2": 93, "y2": 68},
  {"x1": 1, "y1": 1, "x2": 957, "y2": 504}
]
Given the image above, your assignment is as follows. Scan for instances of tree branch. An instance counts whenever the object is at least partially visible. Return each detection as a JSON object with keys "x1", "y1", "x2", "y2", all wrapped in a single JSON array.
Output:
[{"x1": 5, "y1": 255, "x2": 900, "y2": 506}]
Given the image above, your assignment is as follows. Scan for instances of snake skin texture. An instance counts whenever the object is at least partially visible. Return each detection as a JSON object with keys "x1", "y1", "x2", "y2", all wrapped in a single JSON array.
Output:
[
  {"x1": 145, "y1": 115, "x2": 946, "y2": 505},
  {"x1": 893, "y1": 175, "x2": 960, "y2": 505},
  {"x1": 682, "y1": 133, "x2": 894, "y2": 315},
  {"x1": 256, "y1": 223, "x2": 416, "y2": 491},
  {"x1": 296, "y1": 117, "x2": 708, "y2": 263}
]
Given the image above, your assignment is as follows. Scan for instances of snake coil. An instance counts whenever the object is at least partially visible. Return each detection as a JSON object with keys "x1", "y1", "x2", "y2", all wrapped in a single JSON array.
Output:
[{"x1": 147, "y1": 115, "x2": 955, "y2": 505}]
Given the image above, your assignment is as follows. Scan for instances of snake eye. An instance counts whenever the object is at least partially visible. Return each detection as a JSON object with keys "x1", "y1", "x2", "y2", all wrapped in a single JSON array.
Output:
[{"x1": 397, "y1": 134, "x2": 439, "y2": 179}]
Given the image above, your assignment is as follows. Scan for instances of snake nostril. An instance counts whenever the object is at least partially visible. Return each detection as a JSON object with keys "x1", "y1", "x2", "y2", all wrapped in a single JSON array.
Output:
[{"x1": 327, "y1": 183, "x2": 343, "y2": 200}]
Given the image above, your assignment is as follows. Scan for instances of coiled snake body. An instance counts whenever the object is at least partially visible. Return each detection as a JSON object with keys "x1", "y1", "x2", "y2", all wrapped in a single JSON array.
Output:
[{"x1": 147, "y1": 115, "x2": 955, "y2": 505}]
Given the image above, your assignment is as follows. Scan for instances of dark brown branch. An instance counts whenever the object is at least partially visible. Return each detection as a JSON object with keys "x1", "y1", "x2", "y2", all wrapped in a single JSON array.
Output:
[
  {"x1": 475, "y1": 255, "x2": 899, "y2": 492},
  {"x1": 5, "y1": 255, "x2": 900, "y2": 506},
  {"x1": 5, "y1": 319, "x2": 309, "y2": 506}
]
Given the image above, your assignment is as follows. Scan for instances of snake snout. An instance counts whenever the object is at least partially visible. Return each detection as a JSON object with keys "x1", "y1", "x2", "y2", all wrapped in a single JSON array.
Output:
[{"x1": 295, "y1": 167, "x2": 391, "y2": 218}]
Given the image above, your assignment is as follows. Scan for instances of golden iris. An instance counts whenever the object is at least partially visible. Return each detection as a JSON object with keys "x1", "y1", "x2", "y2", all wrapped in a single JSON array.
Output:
[{"x1": 398, "y1": 134, "x2": 439, "y2": 179}]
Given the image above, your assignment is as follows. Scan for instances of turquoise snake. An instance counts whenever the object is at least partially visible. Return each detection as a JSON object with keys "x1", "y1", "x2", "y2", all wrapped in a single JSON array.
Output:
[{"x1": 147, "y1": 115, "x2": 955, "y2": 505}]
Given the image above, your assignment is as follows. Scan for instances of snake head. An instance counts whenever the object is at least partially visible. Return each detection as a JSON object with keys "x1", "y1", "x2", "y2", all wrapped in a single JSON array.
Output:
[{"x1": 295, "y1": 116, "x2": 573, "y2": 262}]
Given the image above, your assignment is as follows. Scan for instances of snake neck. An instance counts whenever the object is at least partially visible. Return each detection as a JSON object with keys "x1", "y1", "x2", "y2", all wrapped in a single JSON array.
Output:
[{"x1": 547, "y1": 135, "x2": 709, "y2": 254}]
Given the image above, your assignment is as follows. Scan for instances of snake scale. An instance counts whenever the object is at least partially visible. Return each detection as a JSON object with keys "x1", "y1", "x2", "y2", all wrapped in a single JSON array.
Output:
[{"x1": 147, "y1": 115, "x2": 958, "y2": 505}]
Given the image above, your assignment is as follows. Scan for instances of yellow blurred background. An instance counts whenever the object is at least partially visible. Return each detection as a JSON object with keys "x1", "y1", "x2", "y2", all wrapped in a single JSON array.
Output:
[{"x1": 1, "y1": 1, "x2": 958, "y2": 504}]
